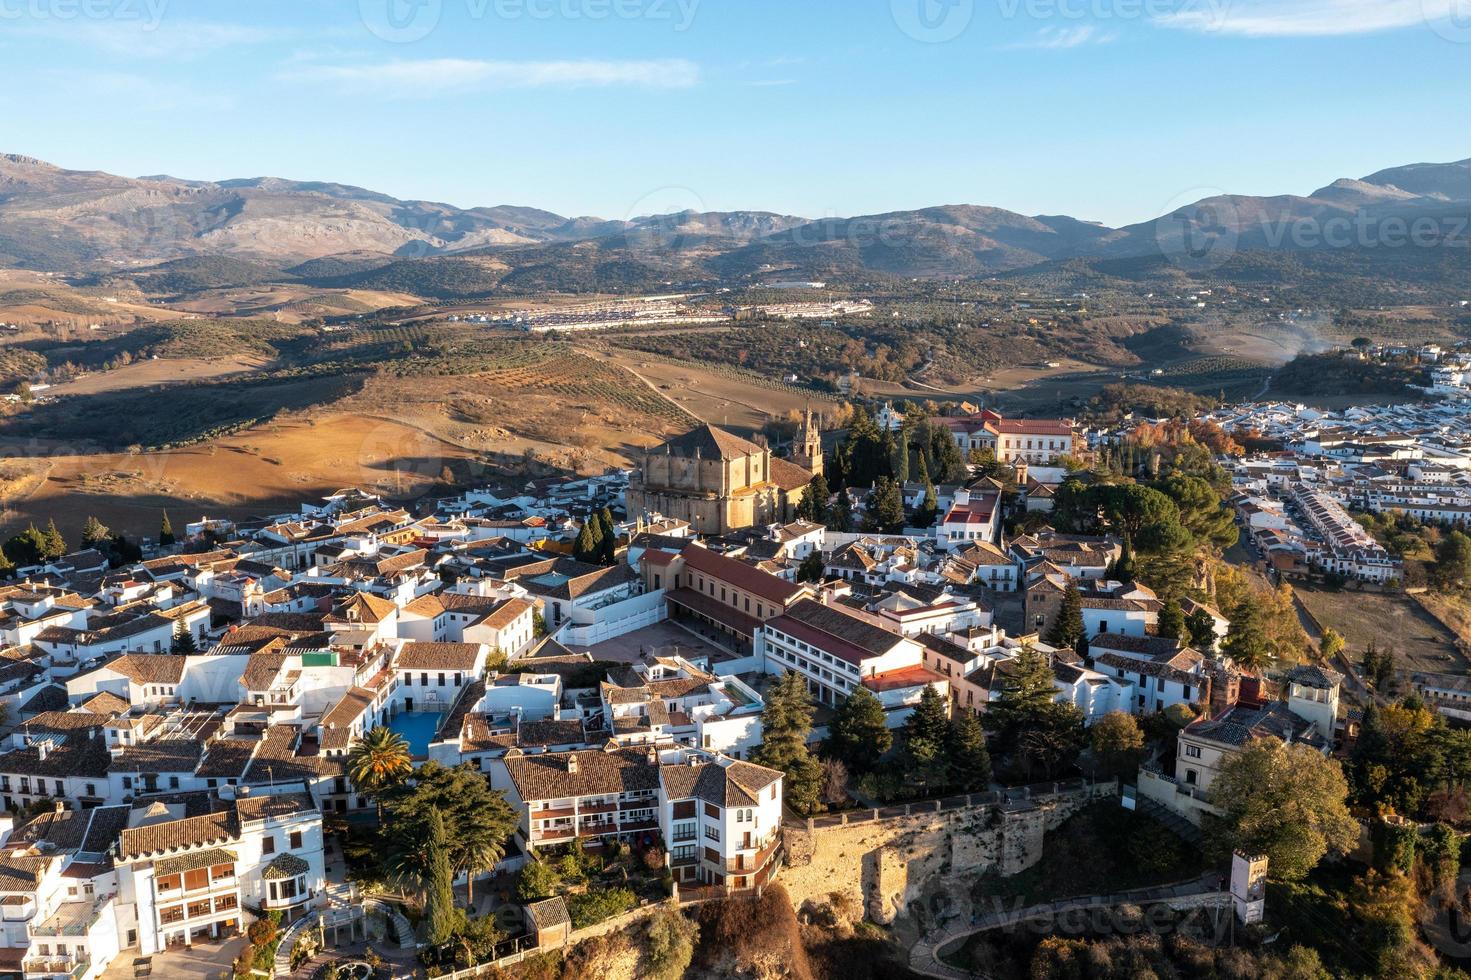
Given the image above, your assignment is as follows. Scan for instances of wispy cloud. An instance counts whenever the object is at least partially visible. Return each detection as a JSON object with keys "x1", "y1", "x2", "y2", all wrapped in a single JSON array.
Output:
[
  {"x1": 281, "y1": 58, "x2": 700, "y2": 96},
  {"x1": 1156, "y1": 0, "x2": 1459, "y2": 37},
  {"x1": 745, "y1": 78, "x2": 799, "y2": 87},
  {"x1": 1006, "y1": 25, "x2": 1119, "y2": 49},
  {"x1": 23, "y1": 20, "x2": 280, "y2": 58}
]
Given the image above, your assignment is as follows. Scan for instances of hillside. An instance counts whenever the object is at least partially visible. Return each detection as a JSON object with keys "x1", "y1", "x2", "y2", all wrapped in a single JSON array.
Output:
[{"x1": 4, "y1": 151, "x2": 1469, "y2": 294}]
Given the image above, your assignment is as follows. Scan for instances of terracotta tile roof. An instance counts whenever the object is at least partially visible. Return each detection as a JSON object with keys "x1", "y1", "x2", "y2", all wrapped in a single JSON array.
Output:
[
  {"x1": 504, "y1": 746, "x2": 661, "y2": 802},
  {"x1": 98, "y1": 654, "x2": 187, "y2": 686},
  {"x1": 660, "y1": 758, "x2": 781, "y2": 807},
  {"x1": 397, "y1": 642, "x2": 485, "y2": 671},
  {"x1": 679, "y1": 544, "x2": 806, "y2": 606}
]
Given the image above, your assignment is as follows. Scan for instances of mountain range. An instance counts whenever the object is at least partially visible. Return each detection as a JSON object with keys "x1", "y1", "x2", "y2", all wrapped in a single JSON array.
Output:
[{"x1": 1, "y1": 152, "x2": 1468, "y2": 289}]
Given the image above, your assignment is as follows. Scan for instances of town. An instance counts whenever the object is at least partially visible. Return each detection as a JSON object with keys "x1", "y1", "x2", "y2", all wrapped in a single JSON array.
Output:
[{"x1": 0, "y1": 360, "x2": 1467, "y2": 979}]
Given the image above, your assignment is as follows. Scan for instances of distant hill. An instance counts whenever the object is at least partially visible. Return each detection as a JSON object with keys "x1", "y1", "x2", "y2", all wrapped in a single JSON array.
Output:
[{"x1": 1, "y1": 151, "x2": 1469, "y2": 296}]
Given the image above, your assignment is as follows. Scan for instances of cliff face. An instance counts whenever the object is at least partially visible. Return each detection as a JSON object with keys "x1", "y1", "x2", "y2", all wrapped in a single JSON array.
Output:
[{"x1": 779, "y1": 783, "x2": 1118, "y2": 929}]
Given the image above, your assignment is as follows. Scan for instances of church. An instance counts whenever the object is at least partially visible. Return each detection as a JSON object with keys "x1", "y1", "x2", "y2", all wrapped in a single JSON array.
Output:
[{"x1": 627, "y1": 414, "x2": 823, "y2": 534}]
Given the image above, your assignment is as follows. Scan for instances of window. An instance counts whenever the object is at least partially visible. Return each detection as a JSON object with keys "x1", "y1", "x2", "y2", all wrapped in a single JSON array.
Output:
[
  {"x1": 1184, "y1": 744, "x2": 1202, "y2": 759},
  {"x1": 263, "y1": 836, "x2": 276, "y2": 855},
  {"x1": 672, "y1": 800, "x2": 696, "y2": 819},
  {"x1": 290, "y1": 831, "x2": 303, "y2": 850},
  {"x1": 704, "y1": 824, "x2": 720, "y2": 842}
]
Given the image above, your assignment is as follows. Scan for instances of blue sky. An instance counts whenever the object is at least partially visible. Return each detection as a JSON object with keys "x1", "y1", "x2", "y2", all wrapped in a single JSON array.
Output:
[{"x1": 3, "y1": 0, "x2": 1469, "y2": 226}]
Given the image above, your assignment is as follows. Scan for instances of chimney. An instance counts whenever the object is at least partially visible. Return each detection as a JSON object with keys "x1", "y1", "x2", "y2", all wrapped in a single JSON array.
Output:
[
  {"x1": 566, "y1": 755, "x2": 578, "y2": 774},
  {"x1": 646, "y1": 748, "x2": 657, "y2": 765}
]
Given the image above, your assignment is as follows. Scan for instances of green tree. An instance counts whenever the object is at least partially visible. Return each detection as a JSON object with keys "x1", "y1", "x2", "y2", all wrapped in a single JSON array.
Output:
[
  {"x1": 573, "y1": 522, "x2": 597, "y2": 564},
  {"x1": 644, "y1": 909, "x2": 700, "y2": 980},
  {"x1": 796, "y1": 551, "x2": 825, "y2": 584},
  {"x1": 380, "y1": 761, "x2": 519, "y2": 907},
  {"x1": 1045, "y1": 583, "x2": 1086, "y2": 652},
  {"x1": 0, "y1": 545, "x2": 12, "y2": 580},
  {"x1": 1223, "y1": 596, "x2": 1273, "y2": 673},
  {"x1": 5, "y1": 525, "x2": 47, "y2": 567},
  {"x1": 1157, "y1": 598, "x2": 1185, "y2": 641},
  {"x1": 827, "y1": 686, "x2": 892, "y2": 772},
  {"x1": 1320, "y1": 627, "x2": 1346, "y2": 661},
  {"x1": 914, "y1": 452, "x2": 938, "y2": 529},
  {"x1": 40, "y1": 519, "x2": 65, "y2": 561},
  {"x1": 1432, "y1": 530, "x2": 1471, "y2": 592},
  {"x1": 947, "y1": 711, "x2": 992, "y2": 791},
  {"x1": 423, "y1": 809, "x2": 461, "y2": 946},
  {"x1": 902, "y1": 685, "x2": 952, "y2": 790},
  {"x1": 1156, "y1": 474, "x2": 1237, "y2": 548},
  {"x1": 1207, "y1": 738, "x2": 1358, "y2": 881},
  {"x1": 171, "y1": 622, "x2": 198, "y2": 654},
  {"x1": 866, "y1": 476, "x2": 905, "y2": 533},
  {"x1": 515, "y1": 860, "x2": 559, "y2": 903},
  {"x1": 159, "y1": 510, "x2": 175, "y2": 548},
  {"x1": 797, "y1": 472, "x2": 831, "y2": 525},
  {"x1": 346, "y1": 727, "x2": 414, "y2": 823},
  {"x1": 751, "y1": 672, "x2": 824, "y2": 815},
  {"x1": 1185, "y1": 608, "x2": 1219, "y2": 654},
  {"x1": 81, "y1": 516, "x2": 110, "y2": 548},
  {"x1": 1090, "y1": 711, "x2": 1144, "y2": 777}
]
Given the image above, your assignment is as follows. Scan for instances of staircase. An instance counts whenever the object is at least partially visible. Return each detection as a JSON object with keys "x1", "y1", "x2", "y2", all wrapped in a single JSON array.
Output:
[
  {"x1": 363, "y1": 898, "x2": 418, "y2": 950},
  {"x1": 1136, "y1": 795, "x2": 1203, "y2": 846}
]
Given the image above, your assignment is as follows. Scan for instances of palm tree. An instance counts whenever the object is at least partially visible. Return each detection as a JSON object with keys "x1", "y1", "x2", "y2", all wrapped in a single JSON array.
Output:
[
  {"x1": 346, "y1": 726, "x2": 413, "y2": 823},
  {"x1": 458, "y1": 834, "x2": 507, "y2": 909}
]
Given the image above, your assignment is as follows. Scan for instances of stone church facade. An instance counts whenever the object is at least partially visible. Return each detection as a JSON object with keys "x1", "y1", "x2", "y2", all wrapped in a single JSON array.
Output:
[{"x1": 627, "y1": 415, "x2": 823, "y2": 535}]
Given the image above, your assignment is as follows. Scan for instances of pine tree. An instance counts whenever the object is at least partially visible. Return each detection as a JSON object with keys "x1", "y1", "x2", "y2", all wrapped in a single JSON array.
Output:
[
  {"x1": 1045, "y1": 583, "x2": 1086, "y2": 652},
  {"x1": 158, "y1": 511, "x2": 175, "y2": 548},
  {"x1": 903, "y1": 685, "x2": 953, "y2": 791},
  {"x1": 1157, "y1": 598, "x2": 1185, "y2": 641},
  {"x1": 41, "y1": 520, "x2": 65, "y2": 561},
  {"x1": 947, "y1": 712, "x2": 992, "y2": 791},
  {"x1": 868, "y1": 477, "x2": 905, "y2": 533},
  {"x1": 826, "y1": 686, "x2": 891, "y2": 771},
  {"x1": 1108, "y1": 535, "x2": 1136, "y2": 582},
  {"x1": 81, "y1": 516, "x2": 110, "y2": 548},
  {"x1": 751, "y1": 672, "x2": 824, "y2": 815},
  {"x1": 1223, "y1": 597, "x2": 1273, "y2": 673},
  {"x1": 172, "y1": 623, "x2": 198, "y2": 654},
  {"x1": 423, "y1": 808, "x2": 460, "y2": 946}
]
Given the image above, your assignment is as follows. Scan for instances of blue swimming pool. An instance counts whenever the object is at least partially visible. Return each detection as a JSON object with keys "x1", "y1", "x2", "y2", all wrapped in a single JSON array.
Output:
[{"x1": 387, "y1": 711, "x2": 444, "y2": 757}]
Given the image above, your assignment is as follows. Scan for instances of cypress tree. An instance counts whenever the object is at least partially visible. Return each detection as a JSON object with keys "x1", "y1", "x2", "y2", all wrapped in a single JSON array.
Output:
[
  {"x1": 423, "y1": 809, "x2": 459, "y2": 946},
  {"x1": 751, "y1": 672, "x2": 824, "y2": 815},
  {"x1": 574, "y1": 523, "x2": 596, "y2": 563},
  {"x1": 159, "y1": 511, "x2": 175, "y2": 547}
]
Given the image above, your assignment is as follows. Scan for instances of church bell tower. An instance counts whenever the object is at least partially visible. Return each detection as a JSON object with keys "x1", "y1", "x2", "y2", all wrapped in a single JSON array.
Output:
[{"x1": 793, "y1": 408, "x2": 823, "y2": 477}]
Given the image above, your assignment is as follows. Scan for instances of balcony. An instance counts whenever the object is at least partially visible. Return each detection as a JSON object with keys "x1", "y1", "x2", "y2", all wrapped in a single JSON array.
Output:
[
  {"x1": 577, "y1": 801, "x2": 618, "y2": 816},
  {"x1": 23, "y1": 954, "x2": 88, "y2": 979},
  {"x1": 725, "y1": 837, "x2": 782, "y2": 874},
  {"x1": 533, "y1": 806, "x2": 576, "y2": 821}
]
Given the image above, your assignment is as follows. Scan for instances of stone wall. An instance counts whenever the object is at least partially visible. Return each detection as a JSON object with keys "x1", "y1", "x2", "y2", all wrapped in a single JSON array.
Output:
[{"x1": 779, "y1": 781, "x2": 1117, "y2": 926}]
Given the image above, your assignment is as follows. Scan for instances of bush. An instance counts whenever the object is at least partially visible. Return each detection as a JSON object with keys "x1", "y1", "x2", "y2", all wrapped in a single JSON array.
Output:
[
  {"x1": 516, "y1": 861, "x2": 560, "y2": 903},
  {"x1": 567, "y1": 886, "x2": 637, "y2": 929}
]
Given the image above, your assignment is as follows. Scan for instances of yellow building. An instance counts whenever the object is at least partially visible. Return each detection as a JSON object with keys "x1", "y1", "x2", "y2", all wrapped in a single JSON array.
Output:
[{"x1": 627, "y1": 420, "x2": 820, "y2": 534}]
